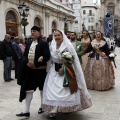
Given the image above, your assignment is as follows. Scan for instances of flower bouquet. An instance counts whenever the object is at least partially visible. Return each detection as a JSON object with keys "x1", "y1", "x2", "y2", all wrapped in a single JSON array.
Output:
[
  {"x1": 61, "y1": 51, "x2": 74, "y2": 64},
  {"x1": 109, "y1": 53, "x2": 117, "y2": 68},
  {"x1": 61, "y1": 51, "x2": 78, "y2": 94}
]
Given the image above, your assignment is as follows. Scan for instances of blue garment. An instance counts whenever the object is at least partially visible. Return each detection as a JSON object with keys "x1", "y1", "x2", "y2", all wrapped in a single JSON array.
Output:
[{"x1": 12, "y1": 42, "x2": 22, "y2": 59}]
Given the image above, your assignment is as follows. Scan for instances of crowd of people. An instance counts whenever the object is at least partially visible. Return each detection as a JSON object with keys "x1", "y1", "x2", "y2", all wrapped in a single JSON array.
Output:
[{"x1": 0, "y1": 26, "x2": 117, "y2": 119}]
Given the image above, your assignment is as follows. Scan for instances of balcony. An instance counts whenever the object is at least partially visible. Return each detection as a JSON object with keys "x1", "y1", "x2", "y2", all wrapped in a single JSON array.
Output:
[
  {"x1": 88, "y1": 13, "x2": 95, "y2": 16},
  {"x1": 31, "y1": 0, "x2": 43, "y2": 4}
]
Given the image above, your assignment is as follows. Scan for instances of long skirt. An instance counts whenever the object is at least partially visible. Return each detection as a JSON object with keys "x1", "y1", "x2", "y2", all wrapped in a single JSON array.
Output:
[
  {"x1": 81, "y1": 53, "x2": 89, "y2": 71},
  {"x1": 84, "y1": 58, "x2": 115, "y2": 91},
  {"x1": 42, "y1": 64, "x2": 92, "y2": 113}
]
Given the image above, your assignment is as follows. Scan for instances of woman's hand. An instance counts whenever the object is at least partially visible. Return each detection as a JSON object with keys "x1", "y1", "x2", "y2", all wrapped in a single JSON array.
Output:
[
  {"x1": 38, "y1": 56, "x2": 43, "y2": 62},
  {"x1": 58, "y1": 68, "x2": 64, "y2": 76},
  {"x1": 101, "y1": 52, "x2": 105, "y2": 57}
]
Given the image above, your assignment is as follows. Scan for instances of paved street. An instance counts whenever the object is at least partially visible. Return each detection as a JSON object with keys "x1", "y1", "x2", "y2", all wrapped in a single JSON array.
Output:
[{"x1": 0, "y1": 47, "x2": 120, "y2": 120}]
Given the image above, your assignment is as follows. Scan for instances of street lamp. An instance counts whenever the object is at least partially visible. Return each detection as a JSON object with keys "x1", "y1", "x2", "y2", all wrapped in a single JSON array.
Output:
[
  {"x1": 63, "y1": 17, "x2": 68, "y2": 34},
  {"x1": 18, "y1": 3, "x2": 29, "y2": 36}
]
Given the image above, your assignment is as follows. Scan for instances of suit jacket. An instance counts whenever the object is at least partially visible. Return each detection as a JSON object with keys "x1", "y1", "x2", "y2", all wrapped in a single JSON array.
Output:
[
  {"x1": 18, "y1": 36, "x2": 50, "y2": 102},
  {"x1": 23, "y1": 37, "x2": 50, "y2": 68}
]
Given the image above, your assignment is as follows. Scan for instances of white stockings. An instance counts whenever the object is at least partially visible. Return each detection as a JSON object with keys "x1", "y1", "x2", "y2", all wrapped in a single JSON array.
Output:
[
  {"x1": 39, "y1": 91, "x2": 43, "y2": 108},
  {"x1": 24, "y1": 90, "x2": 34, "y2": 113},
  {"x1": 23, "y1": 90, "x2": 43, "y2": 113}
]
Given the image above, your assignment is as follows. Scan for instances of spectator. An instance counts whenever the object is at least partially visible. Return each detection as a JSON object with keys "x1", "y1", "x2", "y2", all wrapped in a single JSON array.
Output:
[
  {"x1": 12, "y1": 37, "x2": 22, "y2": 79},
  {"x1": 47, "y1": 34, "x2": 53, "y2": 45},
  {"x1": 19, "y1": 37, "x2": 26, "y2": 55},
  {"x1": 1, "y1": 34, "x2": 15, "y2": 82}
]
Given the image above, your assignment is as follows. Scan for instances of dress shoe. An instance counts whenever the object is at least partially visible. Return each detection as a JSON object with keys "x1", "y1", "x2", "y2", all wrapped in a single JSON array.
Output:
[
  {"x1": 5, "y1": 80, "x2": 11, "y2": 82},
  {"x1": 9, "y1": 78, "x2": 14, "y2": 80},
  {"x1": 47, "y1": 114, "x2": 56, "y2": 119},
  {"x1": 16, "y1": 112, "x2": 30, "y2": 117},
  {"x1": 38, "y1": 108, "x2": 44, "y2": 114}
]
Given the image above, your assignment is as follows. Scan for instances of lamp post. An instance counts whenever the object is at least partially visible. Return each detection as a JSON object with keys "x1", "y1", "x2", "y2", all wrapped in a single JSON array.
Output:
[
  {"x1": 18, "y1": 3, "x2": 29, "y2": 36},
  {"x1": 63, "y1": 17, "x2": 68, "y2": 34}
]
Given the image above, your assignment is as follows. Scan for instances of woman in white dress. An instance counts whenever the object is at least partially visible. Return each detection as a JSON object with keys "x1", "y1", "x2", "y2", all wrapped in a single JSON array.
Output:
[{"x1": 42, "y1": 30, "x2": 92, "y2": 118}]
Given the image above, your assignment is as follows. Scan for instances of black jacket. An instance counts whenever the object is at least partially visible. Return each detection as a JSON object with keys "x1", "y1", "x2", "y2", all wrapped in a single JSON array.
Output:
[
  {"x1": 1, "y1": 40, "x2": 14, "y2": 60},
  {"x1": 17, "y1": 37, "x2": 50, "y2": 102}
]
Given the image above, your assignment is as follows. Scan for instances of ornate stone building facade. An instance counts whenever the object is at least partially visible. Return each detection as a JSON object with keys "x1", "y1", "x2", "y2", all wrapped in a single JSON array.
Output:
[
  {"x1": 0, "y1": 0, "x2": 75, "y2": 40},
  {"x1": 100, "y1": 0, "x2": 120, "y2": 36},
  {"x1": 59, "y1": 0, "x2": 101, "y2": 34},
  {"x1": 81, "y1": 0, "x2": 100, "y2": 33}
]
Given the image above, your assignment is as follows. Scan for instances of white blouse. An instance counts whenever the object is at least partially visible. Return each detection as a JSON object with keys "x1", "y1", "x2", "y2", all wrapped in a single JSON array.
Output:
[{"x1": 28, "y1": 40, "x2": 38, "y2": 62}]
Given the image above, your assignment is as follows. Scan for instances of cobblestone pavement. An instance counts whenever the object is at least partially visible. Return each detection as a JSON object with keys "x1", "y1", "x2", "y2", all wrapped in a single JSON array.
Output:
[{"x1": 0, "y1": 47, "x2": 120, "y2": 120}]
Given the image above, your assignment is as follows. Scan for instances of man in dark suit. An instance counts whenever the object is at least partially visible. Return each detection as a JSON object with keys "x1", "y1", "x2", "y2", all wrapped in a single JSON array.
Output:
[{"x1": 16, "y1": 26, "x2": 50, "y2": 117}]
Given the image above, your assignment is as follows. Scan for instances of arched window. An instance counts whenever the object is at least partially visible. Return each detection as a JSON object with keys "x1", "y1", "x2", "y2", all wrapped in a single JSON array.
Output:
[
  {"x1": 83, "y1": 10, "x2": 86, "y2": 14},
  {"x1": 34, "y1": 17, "x2": 41, "y2": 27},
  {"x1": 52, "y1": 21, "x2": 57, "y2": 33},
  {"x1": 34, "y1": 17, "x2": 43, "y2": 34},
  {"x1": 107, "y1": 2, "x2": 114, "y2": 15},
  {"x1": 6, "y1": 11, "x2": 17, "y2": 22},
  {"x1": 6, "y1": 11, "x2": 18, "y2": 36}
]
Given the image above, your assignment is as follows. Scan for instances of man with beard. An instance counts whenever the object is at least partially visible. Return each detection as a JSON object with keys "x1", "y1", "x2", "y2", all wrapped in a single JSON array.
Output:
[{"x1": 70, "y1": 32, "x2": 84, "y2": 64}]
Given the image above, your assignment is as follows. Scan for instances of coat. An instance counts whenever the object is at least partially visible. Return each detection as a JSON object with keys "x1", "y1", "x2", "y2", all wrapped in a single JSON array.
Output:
[
  {"x1": 17, "y1": 36, "x2": 50, "y2": 102},
  {"x1": 75, "y1": 41, "x2": 85, "y2": 64}
]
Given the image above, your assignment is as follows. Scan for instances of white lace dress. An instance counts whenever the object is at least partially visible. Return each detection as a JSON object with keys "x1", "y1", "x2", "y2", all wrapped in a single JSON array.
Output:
[{"x1": 42, "y1": 41, "x2": 92, "y2": 113}]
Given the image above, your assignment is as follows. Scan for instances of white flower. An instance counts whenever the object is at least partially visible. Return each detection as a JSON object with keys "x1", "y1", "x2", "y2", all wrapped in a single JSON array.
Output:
[
  {"x1": 66, "y1": 54, "x2": 72, "y2": 58},
  {"x1": 65, "y1": 52, "x2": 72, "y2": 58},
  {"x1": 109, "y1": 53, "x2": 116, "y2": 57},
  {"x1": 61, "y1": 51, "x2": 72, "y2": 58},
  {"x1": 62, "y1": 52, "x2": 67, "y2": 56}
]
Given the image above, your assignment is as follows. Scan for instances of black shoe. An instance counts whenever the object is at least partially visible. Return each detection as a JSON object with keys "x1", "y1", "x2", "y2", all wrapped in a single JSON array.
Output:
[
  {"x1": 16, "y1": 112, "x2": 30, "y2": 117},
  {"x1": 38, "y1": 108, "x2": 44, "y2": 114},
  {"x1": 5, "y1": 80, "x2": 11, "y2": 82},
  {"x1": 47, "y1": 114, "x2": 56, "y2": 119},
  {"x1": 9, "y1": 78, "x2": 14, "y2": 80}
]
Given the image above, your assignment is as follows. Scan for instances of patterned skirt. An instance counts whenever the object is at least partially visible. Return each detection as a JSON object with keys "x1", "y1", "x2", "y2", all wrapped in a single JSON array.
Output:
[
  {"x1": 81, "y1": 53, "x2": 89, "y2": 71},
  {"x1": 84, "y1": 58, "x2": 115, "y2": 91}
]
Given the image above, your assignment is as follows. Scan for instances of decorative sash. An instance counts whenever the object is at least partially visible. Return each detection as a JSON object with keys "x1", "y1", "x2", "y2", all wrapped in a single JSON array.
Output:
[{"x1": 63, "y1": 62, "x2": 78, "y2": 94}]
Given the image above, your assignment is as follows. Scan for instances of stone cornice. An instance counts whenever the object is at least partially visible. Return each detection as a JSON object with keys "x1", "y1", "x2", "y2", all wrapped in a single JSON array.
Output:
[{"x1": 29, "y1": 0, "x2": 75, "y2": 18}]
